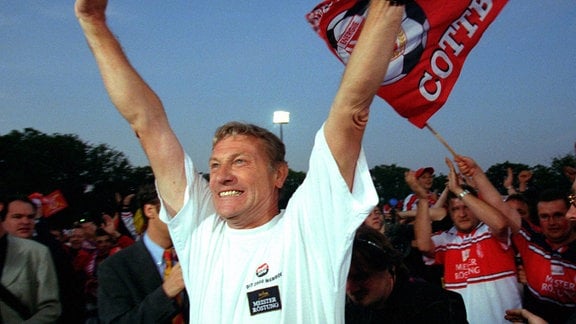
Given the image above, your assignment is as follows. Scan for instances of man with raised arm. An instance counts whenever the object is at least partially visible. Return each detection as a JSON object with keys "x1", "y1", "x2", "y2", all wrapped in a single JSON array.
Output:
[
  {"x1": 75, "y1": 0, "x2": 404, "y2": 322},
  {"x1": 412, "y1": 157, "x2": 522, "y2": 324},
  {"x1": 455, "y1": 156, "x2": 576, "y2": 324}
]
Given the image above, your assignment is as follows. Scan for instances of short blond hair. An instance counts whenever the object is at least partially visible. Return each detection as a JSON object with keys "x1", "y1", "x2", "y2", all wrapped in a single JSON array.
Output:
[{"x1": 212, "y1": 122, "x2": 286, "y2": 169}]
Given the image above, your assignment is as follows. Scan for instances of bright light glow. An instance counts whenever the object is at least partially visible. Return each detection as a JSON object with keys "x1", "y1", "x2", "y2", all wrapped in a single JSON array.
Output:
[{"x1": 273, "y1": 111, "x2": 290, "y2": 124}]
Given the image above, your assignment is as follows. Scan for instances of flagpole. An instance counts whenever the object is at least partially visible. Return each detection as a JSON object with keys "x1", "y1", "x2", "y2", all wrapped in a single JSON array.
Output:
[{"x1": 425, "y1": 123, "x2": 458, "y2": 158}]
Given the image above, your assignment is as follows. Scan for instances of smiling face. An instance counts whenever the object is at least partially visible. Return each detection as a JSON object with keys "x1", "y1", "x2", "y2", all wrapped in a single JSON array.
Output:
[
  {"x1": 209, "y1": 135, "x2": 287, "y2": 229},
  {"x1": 537, "y1": 199, "x2": 572, "y2": 245},
  {"x1": 2, "y1": 200, "x2": 36, "y2": 238},
  {"x1": 417, "y1": 172, "x2": 434, "y2": 190}
]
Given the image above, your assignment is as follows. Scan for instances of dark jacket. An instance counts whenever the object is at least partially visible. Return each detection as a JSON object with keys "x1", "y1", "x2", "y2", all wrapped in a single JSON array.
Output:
[
  {"x1": 346, "y1": 278, "x2": 468, "y2": 324},
  {"x1": 97, "y1": 239, "x2": 188, "y2": 323}
]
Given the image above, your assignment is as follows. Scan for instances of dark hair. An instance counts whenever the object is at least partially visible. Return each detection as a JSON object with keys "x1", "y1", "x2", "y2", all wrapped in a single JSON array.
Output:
[
  {"x1": 351, "y1": 227, "x2": 408, "y2": 280},
  {"x1": 0, "y1": 195, "x2": 37, "y2": 221},
  {"x1": 213, "y1": 122, "x2": 286, "y2": 169},
  {"x1": 505, "y1": 193, "x2": 529, "y2": 205},
  {"x1": 537, "y1": 188, "x2": 569, "y2": 208},
  {"x1": 136, "y1": 183, "x2": 160, "y2": 227},
  {"x1": 506, "y1": 193, "x2": 539, "y2": 225},
  {"x1": 137, "y1": 183, "x2": 160, "y2": 211}
]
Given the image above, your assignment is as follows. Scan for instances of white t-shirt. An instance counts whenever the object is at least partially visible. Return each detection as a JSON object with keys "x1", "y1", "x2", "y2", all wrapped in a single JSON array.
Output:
[{"x1": 160, "y1": 126, "x2": 377, "y2": 323}]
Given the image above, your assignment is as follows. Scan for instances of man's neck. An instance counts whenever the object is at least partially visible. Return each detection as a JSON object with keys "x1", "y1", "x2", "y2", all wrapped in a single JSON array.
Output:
[
  {"x1": 547, "y1": 230, "x2": 576, "y2": 250},
  {"x1": 147, "y1": 229, "x2": 172, "y2": 249}
]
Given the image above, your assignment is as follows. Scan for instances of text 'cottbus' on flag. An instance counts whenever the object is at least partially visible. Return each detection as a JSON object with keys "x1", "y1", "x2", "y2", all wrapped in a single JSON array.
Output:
[{"x1": 306, "y1": 0, "x2": 508, "y2": 128}]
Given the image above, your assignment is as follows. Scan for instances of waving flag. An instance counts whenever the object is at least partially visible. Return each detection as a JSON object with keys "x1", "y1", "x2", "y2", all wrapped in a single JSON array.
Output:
[
  {"x1": 307, "y1": 0, "x2": 508, "y2": 128},
  {"x1": 29, "y1": 190, "x2": 69, "y2": 217}
]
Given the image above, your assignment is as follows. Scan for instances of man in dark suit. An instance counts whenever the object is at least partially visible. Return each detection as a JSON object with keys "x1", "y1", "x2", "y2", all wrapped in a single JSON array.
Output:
[{"x1": 98, "y1": 185, "x2": 187, "y2": 323}]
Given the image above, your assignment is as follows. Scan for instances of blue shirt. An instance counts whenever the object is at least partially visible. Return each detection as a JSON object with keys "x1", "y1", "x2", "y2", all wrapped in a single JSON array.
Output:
[{"x1": 142, "y1": 232, "x2": 165, "y2": 276}]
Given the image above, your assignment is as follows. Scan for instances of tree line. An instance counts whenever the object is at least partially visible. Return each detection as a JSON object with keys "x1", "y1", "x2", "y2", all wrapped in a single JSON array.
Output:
[{"x1": 1, "y1": 128, "x2": 573, "y2": 227}]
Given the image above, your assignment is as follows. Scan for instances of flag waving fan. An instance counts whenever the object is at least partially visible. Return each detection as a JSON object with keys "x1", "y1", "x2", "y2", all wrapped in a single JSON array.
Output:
[{"x1": 306, "y1": 0, "x2": 509, "y2": 128}]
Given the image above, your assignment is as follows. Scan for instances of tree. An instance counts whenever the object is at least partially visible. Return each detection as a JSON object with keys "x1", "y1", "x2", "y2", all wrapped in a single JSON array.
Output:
[
  {"x1": 0, "y1": 128, "x2": 86, "y2": 196},
  {"x1": 370, "y1": 164, "x2": 410, "y2": 206},
  {"x1": 550, "y1": 154, "x2": 576, "y2": 191},
  {"x1": 0, "y1": 128, "x2": 153, "y2": 227},
  {"x1": 485, "y1": 161, "x2": 531, "y2": 195},
  {"x1": 279, "y1": 169, "x2": 306, "y2": 209},
  {"x1": 2, "y1": 128, "x2": 573, "y2": 228},
  {"x1": 485, "y1": 154, "x2": 575, "y2": 199}
]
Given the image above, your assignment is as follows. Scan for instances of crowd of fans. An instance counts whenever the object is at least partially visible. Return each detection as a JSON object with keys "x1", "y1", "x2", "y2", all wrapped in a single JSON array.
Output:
[
  {"x1": 0, "y1": 158, "x2": 574, "y2": 323},
  {"x1": 360, "y1": 160, "x2": 576, "y2": 324}
]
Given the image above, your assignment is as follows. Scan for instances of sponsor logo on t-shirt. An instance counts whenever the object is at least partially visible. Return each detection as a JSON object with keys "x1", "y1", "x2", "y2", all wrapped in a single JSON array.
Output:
[
  {"x1": 247, "y1": 286, "x2": 282, "y2": 316},
  {"x1": 256, "y1": 263, "x2": 269, "y2": 277}
]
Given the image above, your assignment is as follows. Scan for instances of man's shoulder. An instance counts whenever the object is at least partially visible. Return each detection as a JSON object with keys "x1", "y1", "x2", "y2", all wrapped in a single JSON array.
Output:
[
  {"x1": 8, "y1": 235, "x2": 50, "y2": 254},
  {"x1": 101, "y1": 240, "x2": 145, "y2": 267},
  {"x1": 402, "y1": 193, "x2": 418, "y2": 209},
  {"x1": 433, "y1": 226, "x2": 458, "y2": 237}
]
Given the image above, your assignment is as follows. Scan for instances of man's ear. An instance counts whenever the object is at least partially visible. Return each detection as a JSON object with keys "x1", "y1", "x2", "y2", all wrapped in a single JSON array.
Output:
[
  {"x1": 275, "y1": 162, "x2": 289, "y2": 189},
  {"x1": 143, "y1": 203, "x2": 157, "y2": 219}
]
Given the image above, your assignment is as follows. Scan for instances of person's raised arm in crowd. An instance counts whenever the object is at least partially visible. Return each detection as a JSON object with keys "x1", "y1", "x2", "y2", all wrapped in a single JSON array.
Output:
[
  {"x1": 396, "y1": 205, "x2": 447, "y2": 223},
  {"x1": 75, "y1": 0, "x2": 403, "y2": 204},
  {"x1": 503, "y1": 167, "x2": 517, "y2": 195},
  {"x1": 454, "y1": 155, "x2": 522, "y2": 233},
  {"x1": 75, "y1": 0, "x2": 185, "y2": 217},
  {"x1": 406, "y1": 170, "x2": 434, "y2": 255},
  {"x1": 446, "y1": 157, "x2": 509, "y2": 240},
  {"x1": 432, "y1": 186, "x2": 449, "y2": 209},
  {"x1": 324, "y1": 0, "x2": 403, "y2": 189}
]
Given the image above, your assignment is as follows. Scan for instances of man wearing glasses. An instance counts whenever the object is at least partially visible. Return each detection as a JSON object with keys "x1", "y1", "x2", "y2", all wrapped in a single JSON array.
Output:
[
  {"x1": 454, "y1": 157, "x2": 576, "y2": 324},
  {"x1": 511, "y1": 189, "x2": 576, "y2": 324}
]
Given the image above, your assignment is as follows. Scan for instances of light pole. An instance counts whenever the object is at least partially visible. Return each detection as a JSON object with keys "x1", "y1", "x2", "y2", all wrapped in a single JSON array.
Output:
[{"x1": 273, "y1": 110, "x2": 290, "y2": 142}]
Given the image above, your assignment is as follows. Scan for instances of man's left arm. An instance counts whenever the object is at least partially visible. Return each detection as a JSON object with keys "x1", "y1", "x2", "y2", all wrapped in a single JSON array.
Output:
[
  {"x1": 324, "y1": 1, "x2": 403, "y2": 190},
  {"x1": 31, "y1": 247, "x2": 62, "y2": 322}
]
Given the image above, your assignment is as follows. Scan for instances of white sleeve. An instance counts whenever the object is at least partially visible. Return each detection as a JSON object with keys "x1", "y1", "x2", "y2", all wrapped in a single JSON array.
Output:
[
  {"x1": 158, "y1": 153, "x2": 215, "y2": 248},
  {"x1": 285, "y1": 125, "x2": 378, "y2": 282}
]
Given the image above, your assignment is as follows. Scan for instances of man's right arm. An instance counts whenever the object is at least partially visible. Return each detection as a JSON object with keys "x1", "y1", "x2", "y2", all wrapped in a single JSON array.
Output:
[
  {"x1": 455, "y1": 156, "x2": 522, "y2": 233},
  {"x1": 323, "y1": 1, "x2": 403, "y2": 190},
  {"x1": 75, "y1": 0, "x2": 185, "y2": 216},
  {"x1": 406, "y1": 171, "x2": 435, "y2": 255},
  {"x1": 448, "y1": 157, "x2": 510, "y2": 240}
]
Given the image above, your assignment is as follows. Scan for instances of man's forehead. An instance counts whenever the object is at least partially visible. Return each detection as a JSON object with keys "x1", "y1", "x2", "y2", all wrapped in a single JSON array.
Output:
[
  {"x1": 7, "y1": 200, "x2": 35, "y2": 212},
  {"x1": 213, "y1": 135, "x2": 260, "y2": 151},
  {"x1": 210, "y1": 138, "x2": 268, "y2": 163},
  {"x1": 537, "y1": 199, "x2": 568, "y2": 212}
]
